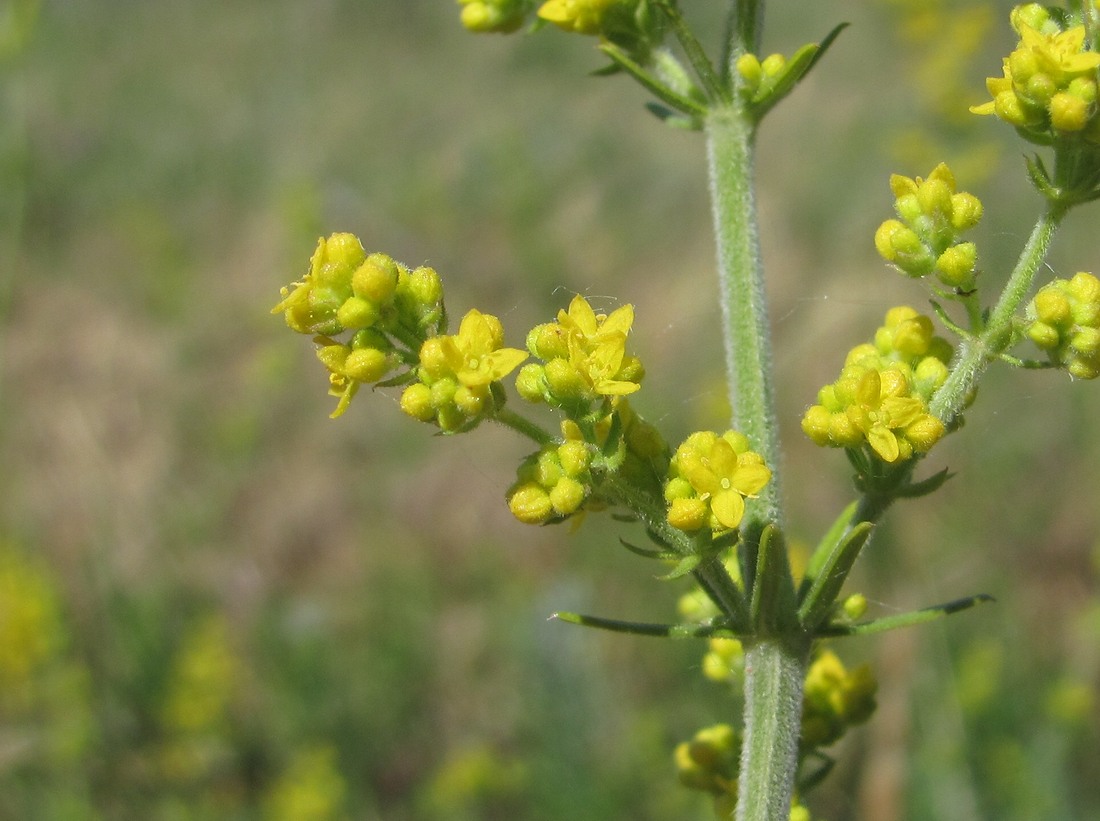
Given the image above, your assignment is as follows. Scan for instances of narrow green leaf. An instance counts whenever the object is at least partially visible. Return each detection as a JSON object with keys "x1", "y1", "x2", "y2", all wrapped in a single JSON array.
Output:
[
  {"x1": 619, "y1": 537, "x2": 677, "y2": 560},
  {"x1": 652, "y1": 0, "x2": 729, "y2": 103},
  {"x1": 798, "y1": 522, "x2": 874, "y2": 631},
  {"x1": 750, "y1": 524, "x2": 798, "y2": 634},
  {"x1": 598, "y1": 42, "x2": 708, "y2": 118},
  {"x1": 895, "y1": 466, "x2": 953, "y2": 499},
  {"x1": 550, "y1": 611, "x2": 743, "y2": 639},
  {"x1": 750, "y1": 23, "x2": 848, "y2": 121},
  {"x1": 658, "y1": 553, "x2": 703, "y2": 580},
  {"x1": 816, "y1": 593, "x2": 995, "y2": 637},
  {"x1": 801, "y1": 500, "x2": 858, "y2": 597}
]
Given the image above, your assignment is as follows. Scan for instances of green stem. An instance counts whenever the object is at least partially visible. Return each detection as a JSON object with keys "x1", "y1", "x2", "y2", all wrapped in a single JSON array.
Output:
[
  {"x1": 704, "y1": 105, "x2": 781, "y2": 531},
  {"x1": 929, "y1": 205, "x2": 1066, "y2": 426},
  {"x1": 737, "y1": 636, "x2": 812, "y2": 821},
  {"x1": 493, "y1": 406, "x2": 556, "y2": 446}
]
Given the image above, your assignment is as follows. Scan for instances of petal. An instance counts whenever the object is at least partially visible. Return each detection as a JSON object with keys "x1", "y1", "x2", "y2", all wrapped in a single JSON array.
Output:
[
  {"x1": 731, "y1": 462, "x2": 771, "y2": 496},
  {"x1": 867, "y1": 424, "x2": 901, "y2": 462},
  {"x1": 599, "y1": 304, "x2": 635, "y2": 338},
  {"x1": 566, "y1": 295, "x2": 599, "y2": 337},
  {"x1": 710, "y1": 490, "x2": 746, "y2": 530}
]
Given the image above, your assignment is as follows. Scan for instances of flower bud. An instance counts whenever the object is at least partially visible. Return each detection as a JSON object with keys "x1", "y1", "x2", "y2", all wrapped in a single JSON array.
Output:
[
  {"x1": 343, "y1": 347, "x2": 391, "y2": 383},
  {"x1": 336, "y1": 296, "x2": 381, "y2": 330},
  {"x1": 515, "y1": 363, "x2": 546, "y2": 403},
  {"x1": 508, "y1": 483, "x2": 553, "y2": 524},
  {"x1": 667, "y1": 497, "x2": 708, "y2": 531},
  {"x1": 550, "y1": 477, "x2": 586, "y2": 515},
  {"x1": 1050, "y1": 91, "x2": 1089, "y2": 132},
  {"x1": 400, "y1": 383, "x2": 435, "y2": 422},
  {"x1": 935, "y1": 243, "x2": 978, "y2": 289},
  {"x1": 352, "y1": 253, "x2": 400, "y2": 303}
]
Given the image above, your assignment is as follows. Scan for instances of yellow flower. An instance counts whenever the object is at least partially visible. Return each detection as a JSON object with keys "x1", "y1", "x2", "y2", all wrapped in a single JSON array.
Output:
[
  {"x1": 844, "y1": 369, "x2": 928, "y2": 462},
  {"x1": 435, "y1": 309, "x2": 528, "y2": 387},
  {"x1": 667, "y1": 431, "x2": 771, "y2": 532},
  {"x1": 537, "y1": 0, "x2": 616, "y2": 35},
  {"x1": 558, "y1": 295, "x2": 642, "y2": 396}
]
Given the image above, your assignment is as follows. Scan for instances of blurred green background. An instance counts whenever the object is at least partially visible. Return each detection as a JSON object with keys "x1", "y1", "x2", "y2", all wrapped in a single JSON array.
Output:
[{"x1": 1, "y1": 1, "x2": 1098, "y2": 818}]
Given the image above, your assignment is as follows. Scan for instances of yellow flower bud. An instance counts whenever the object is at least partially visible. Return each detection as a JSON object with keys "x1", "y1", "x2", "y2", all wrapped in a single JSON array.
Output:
[
  {"x1": 842, "y1": 593, "x2": 868, "y2": 620},
  {"x1": 1069, "y1": 271, "x2": 1100, "y2": 305},
  {"x1": 801, "y1": 405, "x2": 832, "y2": 445},
  {"x1": 1068, "y1": 358, "x2": 1100, "y2": 379},
  {"x1": 557, "y1": 440, "x2": 590, "y2": 476},
  {"x1": 550, "y1": 477, "x2": 586, "y2": 515},
  {"x1": 736, "y1": 53, "x2": 763, "y2": 90},
  {"x1": 508, "y1": 483, "x2": 554, "y2": 524},
  {"x1": 343, "y1": 348, "x2": 391, "y2": 383},
  {"x1": 668, "y1": 497, "x2": 708, "y2": 531},
  {"x1": 1027, "y1": 321, "x2": 1060, "y2": 350},
  {"x1": 950, "y1": 192, "x2": 983, "y2": 231},
  {"x1": 352, "y1": 254, "x2": 400, "y2": 303},
  {"x1": 454, "y1": 384, "x2": 489, "y2": 417},
  {"x1": 904, "y1": 414, "x2": 946, "y2": 453},
  {"x1": 1072, "y1": 327, "x2": 1100, "y2": 355},
  {"x1": 916, "y1": 177, "x2": 953, "y2": 219},
  {"x1": 336, "y1": 296, "x2": 381, "y2": 330},
  {"x1": 1050, "y1": 91, "x2": 1090, "y2": 131},
  {"x1": 515, "y1": 363, "x2": 546, "y2": 403},
  {"x1": 400, "y1": 383, "x2": 435, "y2": 422},
  {"x1": 543, "y1": 358, "x2": 588, "y2": 400},
  {"x1": 1034, "y1": 287, "x2": 1072, "y2": 325},
  {"x1": 935, "y1": 243, "x2": 978, "y2": 288},
  {"x1": 760, "y1": 53, "x2": 786, "y2": 78}
]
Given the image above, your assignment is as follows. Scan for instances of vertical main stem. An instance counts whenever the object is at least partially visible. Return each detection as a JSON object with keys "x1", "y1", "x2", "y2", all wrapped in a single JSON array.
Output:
[
  {"x1": 738, "y1": 637, "x2": 812, "y2": 821},
  {"x1": 705, "y1": 88, "x2": 803, "y2": 821},
  {"x1": 704, "y1": 106, "x2": 782, "y2": 529}
]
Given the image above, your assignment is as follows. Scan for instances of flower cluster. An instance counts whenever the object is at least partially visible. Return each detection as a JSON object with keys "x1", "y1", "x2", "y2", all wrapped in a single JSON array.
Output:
[
  {"x1": 800, "y1": 650, "x2": 877, "y2": 749},
  {"x1": 273, "y1": 234, "x2": 450, "y2": 417},
  {"x1": 802, "y1": 307, "x2": 951, "y2": 463},
  {"x1": 274, "y1": 234, "x2": 530, "y2": 425},
  {"x1": 401, "y1": 310, "x2": 528, "y2": 433},
  {"x1": 971, "y1": 4, "x2": 1100, "y2": 143},
  {"x1": 507, "y1": 431, "x2": 593, "y2": 524},
  {"x1": 516, "y1": 295, "x2": 644, "y2": 417},
  {"x1": 664, "y1": 431, "x2": 771, "y2": 533},
  {"x1": 1026, "y1": 271, "x2": 1100, "y2": 378},
  {"x1": 874, "y1": 163, "x2": 984, "y2": 291}
]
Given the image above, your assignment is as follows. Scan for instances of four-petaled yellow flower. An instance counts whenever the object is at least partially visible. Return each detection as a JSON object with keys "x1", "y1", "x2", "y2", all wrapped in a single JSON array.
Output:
[
  {"x1": 558, "y1": 294, "x2": 642, "y2": 396},
  {"x1": 435, "y1": 309, "x2": 529, "y2": 388},
  {"x1": 843, "y1": 369, "x2": 936, "y2": 463},
  {"x1": 666, "y1": 431, "x2": 771, "y2": 532}
]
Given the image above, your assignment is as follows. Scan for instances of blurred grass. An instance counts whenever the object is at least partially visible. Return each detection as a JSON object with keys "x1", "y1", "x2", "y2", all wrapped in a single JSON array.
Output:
[{"x1": 0, "y1": 1, "x2": 1098, "y2": 819}]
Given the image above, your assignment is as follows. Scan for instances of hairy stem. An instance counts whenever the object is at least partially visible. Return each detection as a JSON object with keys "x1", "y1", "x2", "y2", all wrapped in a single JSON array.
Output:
[
  {"x1": 930, "y1": 205, "x2": 1066, "y2": 425},
  {"x1": 704, "y1": 105, "x2": 781, "y2": 530},
  {"x1": 738, "y1": 636, "x2": 812, "y2": 821}
]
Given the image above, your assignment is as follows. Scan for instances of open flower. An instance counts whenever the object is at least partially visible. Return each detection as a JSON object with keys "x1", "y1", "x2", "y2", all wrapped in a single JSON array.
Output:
[
  {"x1": 402, "y1": 309, "x2": 527, "y2": 432},
  {"x1": 665, "y1": 431, "x2": 771, "y2": 532}
]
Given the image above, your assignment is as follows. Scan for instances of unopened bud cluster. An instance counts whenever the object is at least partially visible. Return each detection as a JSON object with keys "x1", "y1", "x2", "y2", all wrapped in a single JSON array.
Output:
[
  {"x1": 507, "y1": 428, "x2": 594, "y2": 524},
  {"x1": 874, "y1": 163, "x2": 983, "y2": 291},
  {"x1": 971, "y1": 4, "x2": 1100, "y2": 143},
  {"x1": 664, "y1": 431, "x2": 771, "y2": 532},
  {"x1": 273, "y1": 233, "x2": 453, "y2": 418},
  {"x1": 802, "y1": 307, "x2": 951, "y2": 463},
  {"x1": 1026, "y1": 271, "x2": 1100, "y2": 378},
  {"x1": 800, "y1": 650, "x2": 877, "y2": 749}
]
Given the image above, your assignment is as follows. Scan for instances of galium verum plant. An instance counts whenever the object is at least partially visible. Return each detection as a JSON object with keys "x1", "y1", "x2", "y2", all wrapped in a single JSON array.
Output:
[{"x1": 273, "y1": 2, "x2": 1100, "y2": 818}]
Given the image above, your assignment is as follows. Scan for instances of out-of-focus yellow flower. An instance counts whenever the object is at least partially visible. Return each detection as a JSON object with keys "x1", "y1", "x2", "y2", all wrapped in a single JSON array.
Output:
[
  {"x1": 537, "y1": 0, "x2": 616, "y2": 35},
  {"x1": 263, "y1": 745, "x2": 348, "y2": 821}
]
